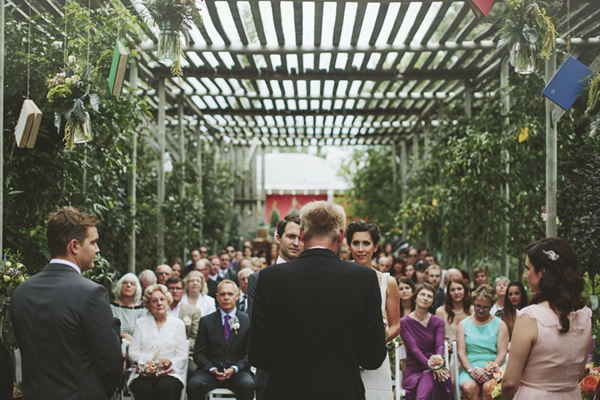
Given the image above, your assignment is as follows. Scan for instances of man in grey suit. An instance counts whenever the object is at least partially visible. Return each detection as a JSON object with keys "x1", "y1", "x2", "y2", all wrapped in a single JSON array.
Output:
[
  {"x1": 11, "y1": 207, "x2": 123, "y2": 400},
  {"x1": 247, "y1": 214, "x2": 303, "y2": 400}
]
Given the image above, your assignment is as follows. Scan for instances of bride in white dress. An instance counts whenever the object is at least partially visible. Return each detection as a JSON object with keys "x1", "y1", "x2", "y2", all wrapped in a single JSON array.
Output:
[{"x1": 347, "y1": 220, "x2": 401, "y2": 400}]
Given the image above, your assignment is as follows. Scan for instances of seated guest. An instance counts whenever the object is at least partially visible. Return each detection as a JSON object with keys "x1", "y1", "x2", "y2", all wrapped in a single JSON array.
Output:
[
  {"x1": 415, "y1": 260, "x2": 429, "y2": 284},
  {"x1": 110, "y1": 273, "x2": 147, "y2": 341},
  {"x1": 501, "y1": 282, "x2": 528, "y2": 339},
  {"x1": 403, "y1": 263, "x2": 418, "y2": 284},
  {"x1": 425, "y1": 264, "x2": 445, "y2": 313},
  {"x1": 207, "y1": 255, "x2": 223, "y2": 298},
  {"x1": 182, "y1": 271, "x2": 216, "y2": 317},
  {"x1": 187, "y1": 280, "x2": 254, "y2": 400},
  {"x1": 391, "y1": 257, "x2": 406, "y2": 278},
  {"x1": 243, "y1": 245, "x2": 254, "y2": 259},
  {"x1": 460, "y1": 270, "x2": 470, "y2": 289},
  {"x1": 490, "y1": 277, "x2": 509, "y2": 318},
  {"x1": 128, "y1": 284, "x2": 188, "y2": 400},
  {"x1": 457, "y1": 285, "x2": 509, "y2": 400},
  {"x1": 170, "y1": 258, "x2": 184, "y2": 278},
  {"x1": 237, "y1": 268, "x2": 252, "y2": 313},
  {"x1": 436, "y1": 276, "x2": 472, "y2": 342},
  {"x1": 471, "y1": 267, "x2": 488, "y2": 293},
  {"x1": 138, "y1": 269, "x2": 157, "y2": 296},
  {"x1": 400, "y1": 283, "x2": 454, "y2": 399},
  {"x1": 397, "y1": 277, "x2": 415, "y2": 318},
  {"x1": 156, "y1": 264, "x2": 172, "y2": 285}
]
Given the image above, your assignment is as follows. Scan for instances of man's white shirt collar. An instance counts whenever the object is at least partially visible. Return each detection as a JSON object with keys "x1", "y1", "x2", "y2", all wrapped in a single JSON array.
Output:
[
  {"x1": 276, "y1": 256, "x2": 287, "y2": 264},
  {"x1": 220, "y1": 308, "x2": 237, "y2": 323},
  {"x1": 168, "y1": 302, "x2": 181, "y2": 317},
  {"x1": 50, "y1": 258, "x2": 81, "y2": 274}
]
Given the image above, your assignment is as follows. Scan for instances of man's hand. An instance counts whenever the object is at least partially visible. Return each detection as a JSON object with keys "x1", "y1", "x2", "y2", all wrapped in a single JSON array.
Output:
[{"x1": 212, "y1": 367, "x2": 234, "y2": 381}]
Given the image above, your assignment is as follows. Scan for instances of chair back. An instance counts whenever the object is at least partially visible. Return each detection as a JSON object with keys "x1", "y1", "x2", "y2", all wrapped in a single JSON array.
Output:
[
  {"x1": 451, "y1": 340, "x2": 461, "y2": 399},
  {"x1": 395, "y1": 343, "x2": 407, "y2": 400}
]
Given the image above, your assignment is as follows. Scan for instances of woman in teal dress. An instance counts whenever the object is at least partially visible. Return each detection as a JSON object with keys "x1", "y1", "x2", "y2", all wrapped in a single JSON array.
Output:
[{"x1": 457, "y1": 285, "x2": 509, "y2": 400}]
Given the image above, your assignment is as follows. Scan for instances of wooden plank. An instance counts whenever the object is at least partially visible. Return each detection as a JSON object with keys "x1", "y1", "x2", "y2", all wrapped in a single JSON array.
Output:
[
  {"x1": 294, "y1": 1, "x2": 303, "y2": 46},
  {"x1": 228, "y1": 1, "x2": 249, "y2": 45},
  {"x1": 332, "y1": 2, "x2": 346, "y2": 46},
  {"x1": 403, "y1": 3, "x2": 431, "y2": 45},
  {"x1": 205, "y1": 0, "x2": 232, "y2": 45},
  {"x1": 314, "y1": 1, "x2": 324, "y2": 46},
  {"x1": 249, "y1": 1, "x2": 267, "y2": 45},
  {"x1": 368, "y1": 3, "x2": 390, "y2": 46},
  {"x1": 420, "y1": 3, "x2": 451, "y2": 44},
  {"x1": 350, "y1": 3, "x2": 367, "y2": 46}
]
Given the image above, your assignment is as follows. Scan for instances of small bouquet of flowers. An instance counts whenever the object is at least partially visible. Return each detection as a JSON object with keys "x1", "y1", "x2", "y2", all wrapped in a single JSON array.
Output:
[
  {"x1": 427, "y1": 354, "x2": 446, "y2": 371},
  {"x1": 1, "y1": 254, "x2": 29, "y2": 320},
  {"x1": 46, "y1": 55, "x2": 99, "y2": 149},
  {"x1": 133, "y1": 360, "x2": 160, "y2": 377},
  {"x1": 487, "y1": 366, "x2": 505, "y2": 399},
  {"x1": 483, "y1": 361, "x2": 500, "y2": 377},
  {"x1": 580, "y1": 363, "x2": 600, "y2": 400}
]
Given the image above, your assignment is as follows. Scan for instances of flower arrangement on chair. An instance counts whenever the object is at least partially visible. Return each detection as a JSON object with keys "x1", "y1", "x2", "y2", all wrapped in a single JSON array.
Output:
[
  {"x1": 498, "y1": 0, "x2": 558, "y2": 74},
  {"x1": 46, "y1": 55, "x2": 99, "y2": 149},
  {"x1": 142, "y1": 0, "x2": 204, "y2": 77}
]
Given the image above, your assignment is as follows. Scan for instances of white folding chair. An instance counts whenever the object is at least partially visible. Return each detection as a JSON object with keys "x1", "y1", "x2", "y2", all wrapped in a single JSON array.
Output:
[
  {"x1": 395, "y1": 343, "x2": 407, "y2": 400},
  {"x1": 451, "y1": 340, "x2": 461, "y2": 400},
  {"x1": 205, "y1": 388, "x2": 236, "y2": 399}
]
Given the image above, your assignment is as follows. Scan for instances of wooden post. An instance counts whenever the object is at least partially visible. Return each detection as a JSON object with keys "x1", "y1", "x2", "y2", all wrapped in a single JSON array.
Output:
[
  {"x1": 178, "y1": 98, "x2": 186, "y2": 200},
  {"x1": 501, "y1": 57, "x2": 510, "y2": 277},
  {"x1": 127, "y1": 61, "x2": 138, "y2": 274},
  {"x1": 400, "y1": 139, "x2": 408, "y2": 237},
  {"x1": 545, "y1": 48, "x2": 558, "y2": 237},
  {"x1": 157, "y1": 78, "x2": 166, "y2": 264},
  {"x1": 392, "y1": 142, "x2": 398, "y2": 199},
  {"x1": 196, "y1": 124, "x2": 203, "y2": 245}
]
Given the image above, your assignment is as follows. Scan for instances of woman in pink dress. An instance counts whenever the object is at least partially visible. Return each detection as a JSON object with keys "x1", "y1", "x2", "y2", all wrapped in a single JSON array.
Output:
[{"x1": 502, "y1": 238, "x2": 592, "y2": 400}]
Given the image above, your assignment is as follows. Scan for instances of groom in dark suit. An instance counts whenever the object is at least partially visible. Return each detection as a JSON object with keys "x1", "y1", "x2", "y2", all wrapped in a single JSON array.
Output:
[
  {"x1": 187, "y1": 280, "x2": 254, "y2": 400},
  {"x1": 250, "y1": 201, "x2": 387, "y2": 400},
  {"x1": 10, "y1": 207, "x2": 123, "y2": 400}
]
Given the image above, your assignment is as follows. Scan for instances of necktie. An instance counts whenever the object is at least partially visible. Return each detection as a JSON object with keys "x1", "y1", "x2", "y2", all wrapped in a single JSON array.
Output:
[
  {"x1": 239, "y1": 295, "x2": 246, "y2": 312},
  {"x1": 224, "y1": 315, "x2": 231, "y2": 343}
]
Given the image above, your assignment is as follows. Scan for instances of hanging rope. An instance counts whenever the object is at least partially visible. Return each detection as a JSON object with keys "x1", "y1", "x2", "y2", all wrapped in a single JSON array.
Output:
[
  {"x1": 567, "y1": 0, "x2": 571, "y2": 55},
  {"x1": 63, "y1": 0, "x2": 68, "y2": 69},
  {"x1": 26, "y1": 0, "x2": 32, "y2": 99},
  {"x1": 86, "y1": 0, "x2": 91, "y2": 65}
]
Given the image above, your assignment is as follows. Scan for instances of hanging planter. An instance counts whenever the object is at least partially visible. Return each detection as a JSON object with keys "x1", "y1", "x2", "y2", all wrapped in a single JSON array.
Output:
[
  {"x1": 46, "y1": 55, "x2": 99, "y2": 149},
  {"x1": 498, "y1": 0, "x2": 558, "y2": 75},
  {"x1": 157, "y1": 19, "x2": 181, "y2": 62},
  {"x1": 144, "y1": 0, "x2": 204, "y2": 78},
  {"x1": 512, "y1": 42, "x2": 536, "y2": 75}
]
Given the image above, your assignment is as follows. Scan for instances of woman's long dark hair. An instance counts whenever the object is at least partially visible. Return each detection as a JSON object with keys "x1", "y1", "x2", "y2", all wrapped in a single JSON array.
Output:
[
  {"x1": 502, "y1": 281, "x2": 528, "y2": 335},
  {"x1": 397, "y1": 276, "x2": 416, "y2": 316},
  {"x1": 527, "y1": 238, "x2": 585, "y2": 333},
  {"x1": 345, "y1": 220, "x2": 382, "y2": 259},
  {"x1": 443, "y1": 276, "x2": 472, "y2": 324}
]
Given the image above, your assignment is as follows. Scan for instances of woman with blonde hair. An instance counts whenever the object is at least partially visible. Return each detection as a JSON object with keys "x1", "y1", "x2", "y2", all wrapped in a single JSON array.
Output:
[
  {"x1": 128, "y1": 284, "x2": 188, "y2": 400},
  {"x1": 457, "y1": 285, "x2": 509, "y2": 400},
  {"x1": 110, "y1": 273, "x2": 147, "y2": 341},
  {"x1": 181, "y1": 271, "x2": 216, "y2": 317}
]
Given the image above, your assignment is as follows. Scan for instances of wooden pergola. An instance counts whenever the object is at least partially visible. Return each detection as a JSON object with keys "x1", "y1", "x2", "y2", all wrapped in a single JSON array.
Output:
[{"x1": 2, "y1": 0, "x2": 600, "y2": 268}]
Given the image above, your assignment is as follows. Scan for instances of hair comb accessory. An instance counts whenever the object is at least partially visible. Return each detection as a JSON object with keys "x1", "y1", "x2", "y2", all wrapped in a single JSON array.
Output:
[{"x1": 543, "y1": 250, "x2": 560, "y2": 261}]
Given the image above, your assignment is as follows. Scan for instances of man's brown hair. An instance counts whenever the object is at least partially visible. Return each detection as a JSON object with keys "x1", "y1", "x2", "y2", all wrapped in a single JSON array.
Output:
[{"x1": 46, "y1": 207, "x2": 98, "y2": 258}]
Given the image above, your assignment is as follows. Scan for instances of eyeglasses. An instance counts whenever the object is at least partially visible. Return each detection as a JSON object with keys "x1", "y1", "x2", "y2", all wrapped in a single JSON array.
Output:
[
  {"x1": 474, "y1": 304, "x2": 490, "y2": 310},
  {"x1": 167, "y1": 287, "x2": 184, "y2": 291}
]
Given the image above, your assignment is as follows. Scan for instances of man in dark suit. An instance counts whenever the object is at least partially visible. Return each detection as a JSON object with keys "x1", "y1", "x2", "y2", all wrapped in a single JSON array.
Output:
[
  {"x1": 10, "y1": 207, "x2": 123, "y2": 400},
  {"x1": 187, "y1": 280, "x2": 254, "y2": 400},
  {"x1": 247, "y1": 214, "x2": 303, "y2": 400},
  {"x1": 207, "y1": 255, "x2": 224, "y2": 298},
  {"x1": 249, "y1": 201, "x2": 387, "y2": 400}
]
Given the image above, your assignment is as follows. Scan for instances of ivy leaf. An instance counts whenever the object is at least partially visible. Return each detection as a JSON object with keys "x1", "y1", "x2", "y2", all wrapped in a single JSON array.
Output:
[{"x1": 89, "y1": 93, "x2": 100, "y2": 113}]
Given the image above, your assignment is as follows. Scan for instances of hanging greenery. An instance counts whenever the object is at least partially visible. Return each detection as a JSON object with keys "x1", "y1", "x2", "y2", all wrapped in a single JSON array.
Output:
[
  {"x1": 142, "y1": 0, "x2": 204, "y2": 78},
  {"x1": 498, "y1": 0, "x2": 558, "y2": 72},
  {"x1": 46, "y1": 56, "x2": 99, "y2": 149}
]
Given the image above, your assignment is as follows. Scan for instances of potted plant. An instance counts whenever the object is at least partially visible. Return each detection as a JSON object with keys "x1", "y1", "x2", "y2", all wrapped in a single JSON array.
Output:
[
  {"x1": 46, "y1": 55, "x2": 99, "y2": 149},
  {"x1": 143, "y1": 0, "x2": 204, "y2": 77},
  {"x1": 498, "y1": 0, "x2": 558, "y2": 74}
]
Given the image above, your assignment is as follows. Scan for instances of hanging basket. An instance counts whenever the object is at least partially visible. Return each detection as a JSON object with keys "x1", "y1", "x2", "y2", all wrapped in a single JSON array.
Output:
[
  {"x1": 512, "y1": 42, "x2": 535, "y2": 75},
  {"x1": 158, "y1": 20, "x2": 181, "y2": 62}
]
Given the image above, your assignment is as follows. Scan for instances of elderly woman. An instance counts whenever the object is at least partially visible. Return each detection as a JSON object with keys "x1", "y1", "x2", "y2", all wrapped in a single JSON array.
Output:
[
  {"x1": 489, "y1": 277, "x2": 509, "y2": 318},
  {"x1": 110, "y1": 273, "x2": 147, "y2": 341},
  {"x1": 128, "y1": 284, "x2": 188, "y2": 400},
  {"x1": 181, "y1": 270, "x2": 216, "y2": 317},
  {"x1": 457, "y1": 285, "x2": 509, "y2": 400}
]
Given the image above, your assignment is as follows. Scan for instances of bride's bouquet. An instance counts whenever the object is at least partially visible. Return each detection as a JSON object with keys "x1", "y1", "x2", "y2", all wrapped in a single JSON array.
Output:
[
  {"x1": 483, "y1": 361, "x2": 500, "y2": 377},
  {"x1": 487, "y1": 365, "x2": 505, "y2": 399},
  {"x1": 580, "y1": 363, "x2": 600, "y2": 400}
]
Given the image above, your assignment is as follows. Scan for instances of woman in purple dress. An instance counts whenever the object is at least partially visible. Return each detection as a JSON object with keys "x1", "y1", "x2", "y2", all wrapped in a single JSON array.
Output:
[{"x1": 400, "y1": 283, "x2": 454, "y2": 400}]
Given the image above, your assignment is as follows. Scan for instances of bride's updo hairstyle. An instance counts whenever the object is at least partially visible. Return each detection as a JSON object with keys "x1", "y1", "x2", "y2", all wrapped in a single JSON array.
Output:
[
  {"x1": 526, "y1": 237, "x2": 585, "y2": 333},
  {"x1": 345, "y1": 220, "x2": 382, "y2": 260}
]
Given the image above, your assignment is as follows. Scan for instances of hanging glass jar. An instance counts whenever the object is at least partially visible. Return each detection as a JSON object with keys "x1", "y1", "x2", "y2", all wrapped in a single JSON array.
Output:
[
  {"x1": 513, "y1": 42, "x2": 535, "y2": 75},
  {"x1": 72, "y1": 112, "x2": 92, "y2": 145},
  {"x1": 158, "y1": 20, "x2": 180, "y2": 62}
]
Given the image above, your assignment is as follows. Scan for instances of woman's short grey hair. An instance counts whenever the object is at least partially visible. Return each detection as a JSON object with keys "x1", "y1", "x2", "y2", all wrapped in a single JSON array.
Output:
[
  {"x1": 112, "y1": 273, "x2": 142, "y2": 304},
  {"x1": 495, "y1": 276, "x2": 510, "y2": 287},
  {"x1": 142, "y1": 284, "x2": 173, "y2": 309}
]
